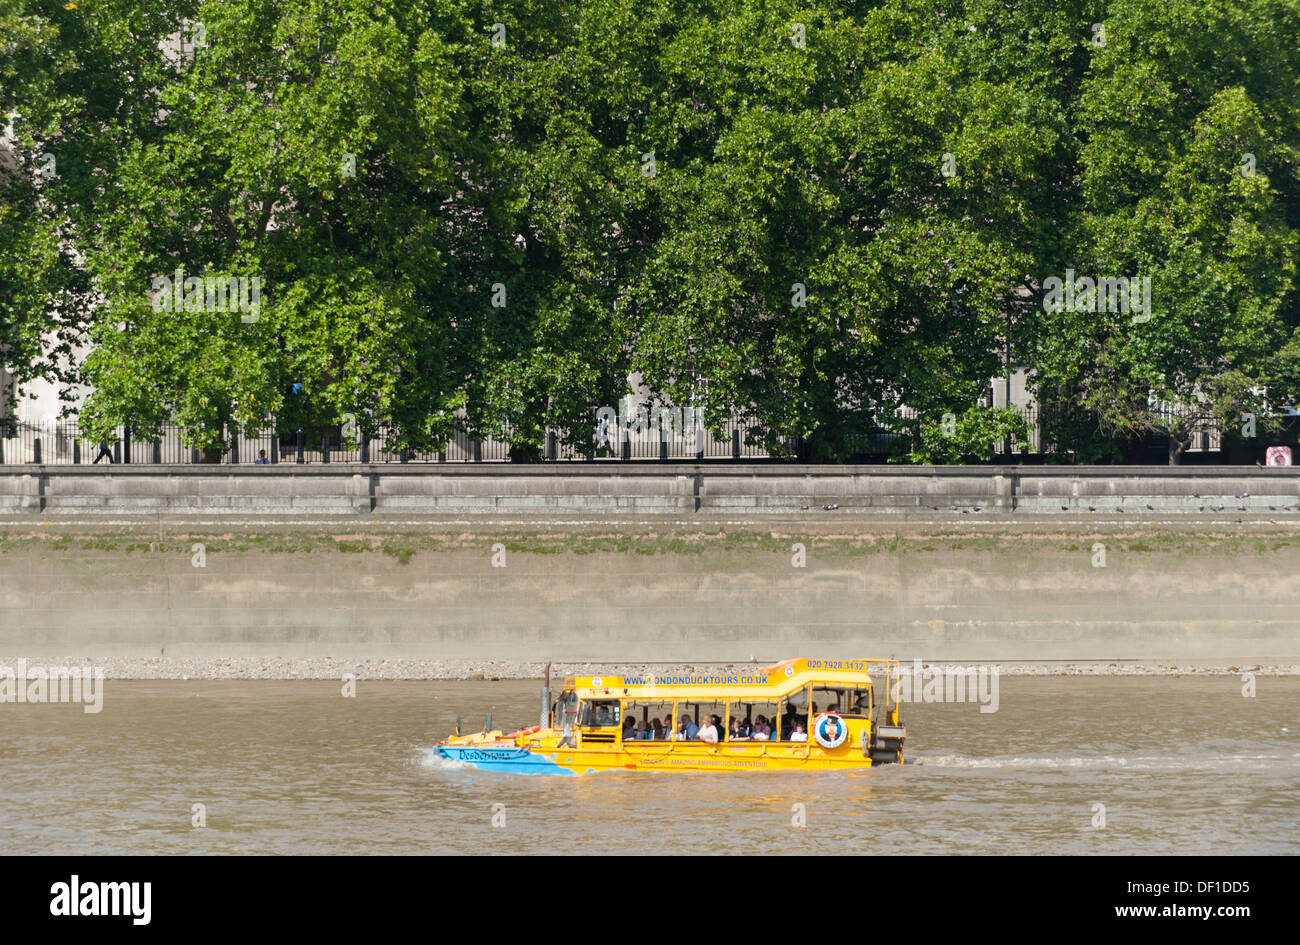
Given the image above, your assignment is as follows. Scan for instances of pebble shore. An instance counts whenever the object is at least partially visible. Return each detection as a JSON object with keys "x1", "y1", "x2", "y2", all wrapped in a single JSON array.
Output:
[{"x1": 1, "y1": 656, "x2": 1296, "y2": 680}]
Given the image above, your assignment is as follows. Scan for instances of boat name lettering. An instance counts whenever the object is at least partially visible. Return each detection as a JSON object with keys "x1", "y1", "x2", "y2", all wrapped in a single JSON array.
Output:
[{"x1": 459, "y1": 749, "x2": 525, "y2": 761}]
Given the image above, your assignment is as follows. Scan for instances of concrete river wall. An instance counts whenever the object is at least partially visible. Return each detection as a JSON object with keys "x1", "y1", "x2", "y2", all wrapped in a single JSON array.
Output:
[{"x1": 2, "y1": 463, "x2": 1300, "y2": 515}]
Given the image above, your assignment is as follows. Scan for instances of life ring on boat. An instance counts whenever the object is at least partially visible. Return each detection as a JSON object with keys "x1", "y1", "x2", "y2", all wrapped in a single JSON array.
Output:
[
  {"x1": 505, "y1": 725, "x2": 541, "y2": 738},
  {"x1": 813, "y1": 712, "x2": 848, "y2": 749}
]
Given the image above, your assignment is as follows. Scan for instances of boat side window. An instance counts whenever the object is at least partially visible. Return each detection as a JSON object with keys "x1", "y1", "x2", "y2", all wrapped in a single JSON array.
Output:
[
  {"x1": 580, "y1": 699, "x2": 621, "y2": 727},
  {"x1": 811, "y1": 686, "x2": 848, "y2": 716},
  {"x1": 622, "y1": 700, "x2": 673, "y2": 740},
  {"x1": 737, "y1": 700, "x2": 779, "y2": 741},
  {"x1": 777, "y1": 688, "x2": 809, "y2": 741},
  {"x1": 842, "y1": 687, "x2": 871, "y2": 718}
]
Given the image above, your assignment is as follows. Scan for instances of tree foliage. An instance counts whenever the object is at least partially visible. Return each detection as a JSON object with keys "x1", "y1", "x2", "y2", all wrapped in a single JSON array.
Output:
[{"x1": 1, "y1": 0, "x2": 1296, "y2": 462}]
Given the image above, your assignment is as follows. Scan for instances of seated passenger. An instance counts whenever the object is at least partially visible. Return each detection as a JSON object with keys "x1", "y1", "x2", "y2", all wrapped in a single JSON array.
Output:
[
  {"x1": 697, "y1": 715, "x2": 719, "y2": 743},
  {"x1": 634, "y1": 721, "x2": 649, "y2": 740},
  {"x1": 650, "y1": 718, "x2": 664, "y2": 740},
  {"x1": 622, "y1": 716, "x2": 636, "y2": 739},
  {"x1": 728, "y1": 718, "x2": 745, "y2": 740},
  {"x1": 751, "y1": 715, "x2": 771, "y2": 740},
  {"x1": 790, "y1": 722, "x2": 808, "y2": 743},
  {"x1": 594, "y1": 706, "x2": 612, "y2": 726},
  {"x1": 677, "y1": 713, "x2": 698, "y2": 741}
]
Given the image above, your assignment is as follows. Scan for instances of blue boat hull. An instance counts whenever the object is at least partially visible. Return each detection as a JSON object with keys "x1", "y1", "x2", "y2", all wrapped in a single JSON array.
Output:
[{"x1": 429, "y1": 745, "x2": 578, "y2": 775}]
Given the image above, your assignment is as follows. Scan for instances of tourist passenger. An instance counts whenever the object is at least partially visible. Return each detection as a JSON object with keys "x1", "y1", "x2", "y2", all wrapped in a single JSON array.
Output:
[
  {"x1": 634, "y1": 721, "x2": 648, "y2": 740},
  {"x1": 790, "y1": 722, "x2": 808, "y2": 743},
  {"x1": 728, "y1": 718, "x2": 745, "y2": 740},
  {"x1": 622, "y1": 715, "x2": 636, "y2": 740},
  {"x1": 751, "y1": 716, "x2": 770, "y2": 740},
  {"x1": 677, "y1": 713, "x2": 698, "y2": 741},
  {"x1": 650, "y1": 718, "x2": 664, "y2": 740},
  {"x1": 698, "y1": 715, "x2": 719, "y2": 743}
]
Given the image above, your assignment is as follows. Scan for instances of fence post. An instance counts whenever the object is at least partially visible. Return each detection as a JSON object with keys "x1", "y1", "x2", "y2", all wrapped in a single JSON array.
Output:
[
  {"x1": 731, "y1": 427, "x2": 740, "y2": 460},
  {"x1": 153, "y1": 441, "x2": 161, "y2": 464},
  {"x1": 696, "y1": 427, "x2": 705, "y2": 462},
  {"x1": 73, "y1": 439, "x2": 80, "y2": 464},
  {"x1": 33, "y1": 437, "x2": 42, "y2": 465},
  {"x1": 122, "y1": 426, "x2": 131, "y2": 464},
  {"x1": 546, "y1": 430, "x2": 557, "y2": 461},
  {"x1": 113, "y1": 436, "x2": 121, "y2": 464},
  {"x1": 360, "y1": 432, "x2": 370, "y2": 464},
  {"x1": 296, "y1": 428, "x2": 304, "y2": 464},
  {"x1": 621, "y1": 429, "x2": 630, "y2": 461},
  {"x1": 436, "y1": 448, "x2": 445, "y2": 463},
  {"x1": 230, "y1": 425, "x2": 239, "y2": 464},
  {"x1": 659, "y1": 422, "x2": 667, "y2": 461},
  {"x1": 400, "y1": 447, "x2": 409, "y2": 463},
  {"x1": 191, "y1": 446, "x2": 199, "y2": 464},
  {"x1": 473, "y1": 440, "x2": 482, "y2": 462},
  {"x1": 271, "y1": 436, "x2": 279, "y2": 464},
  {"x1": 321, "y1": 434, "x2": 330, "y2": 463}
]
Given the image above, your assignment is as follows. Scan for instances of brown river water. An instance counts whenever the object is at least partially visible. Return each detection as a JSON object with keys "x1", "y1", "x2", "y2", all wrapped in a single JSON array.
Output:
[{"x1": 2, "y1": 678, "x2": 1296, "y2": 855}]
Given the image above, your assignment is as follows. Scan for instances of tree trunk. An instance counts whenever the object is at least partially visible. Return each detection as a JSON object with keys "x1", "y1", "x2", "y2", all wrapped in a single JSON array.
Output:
[{"x1": 1167, "y1": 430, "x2": 1188, "y2": 465}]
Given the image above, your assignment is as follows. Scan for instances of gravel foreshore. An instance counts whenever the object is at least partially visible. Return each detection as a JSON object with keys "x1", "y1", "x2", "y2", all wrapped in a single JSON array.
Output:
[{"x1": 1, "y1": 656, "x2": 1297, "y2": 680}]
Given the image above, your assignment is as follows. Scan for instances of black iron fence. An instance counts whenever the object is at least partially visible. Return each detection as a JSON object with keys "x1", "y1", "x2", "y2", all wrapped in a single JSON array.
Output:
[
  {"x1": 0, "y1": 418, "x2": 796, "y2": 465},
  {"x1": 0, "y1": 406, "x2": 1223, "y2": 465}
]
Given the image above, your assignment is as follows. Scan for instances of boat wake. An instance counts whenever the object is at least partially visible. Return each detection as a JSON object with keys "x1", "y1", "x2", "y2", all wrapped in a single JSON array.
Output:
[
  {"x1": 913, "y1": 752, "x2": 1300, "y2": 771},
  {"x1": 418, "y1": 750, "x2": 475, "y2": 771}
]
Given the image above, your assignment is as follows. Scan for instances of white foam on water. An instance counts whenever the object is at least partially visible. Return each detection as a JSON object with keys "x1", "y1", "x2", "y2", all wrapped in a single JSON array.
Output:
[{"x1": 418, "y1": 750, "x2": 474, "y2": 771}]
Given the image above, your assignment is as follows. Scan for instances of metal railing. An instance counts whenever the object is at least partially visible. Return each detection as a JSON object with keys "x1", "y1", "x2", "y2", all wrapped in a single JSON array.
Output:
[
  {"x1": 0, "y1": 406, "x2": 1224, "y2": 465},
  {"x1": 0, "y1": 418, "x2": 794, "y2": 464}
]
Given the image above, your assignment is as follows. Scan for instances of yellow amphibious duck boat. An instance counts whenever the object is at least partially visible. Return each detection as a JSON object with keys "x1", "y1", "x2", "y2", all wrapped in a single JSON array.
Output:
[{"x1": 431, "y1": 658, "x2": 906, "y2": 774}]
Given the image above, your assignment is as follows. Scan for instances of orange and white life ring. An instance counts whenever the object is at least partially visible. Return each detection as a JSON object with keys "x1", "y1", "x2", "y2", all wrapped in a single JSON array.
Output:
[{"x1": 813, "y1": 712, "x2": 848, "y2": 749}]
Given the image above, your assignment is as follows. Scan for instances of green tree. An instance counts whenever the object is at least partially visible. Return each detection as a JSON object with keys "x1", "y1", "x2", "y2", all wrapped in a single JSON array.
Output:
[
  {"x1": 626, "y1": 0, "x2": 1083, "y2": 461},
  {"x1": 1035, "y1": 0, "x2": 1300, "y2": 464},
  {"x1": 0, "y1": 0, "x2": 96, "y2": 431}
]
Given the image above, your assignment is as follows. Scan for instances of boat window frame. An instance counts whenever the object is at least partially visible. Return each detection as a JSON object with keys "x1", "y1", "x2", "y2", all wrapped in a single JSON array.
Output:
[
  {"x1": 580, "y1": 698, "x2": 621, "y2": 728},
  {"x1": 619, "y1": 699, "x2": 674, "y2": 742},
  {"x1": 728, "y1": 696, "x2": 780, "y2": 742},
  {"x1": 776, "y1": 684, "x2": 813, "y2": 743}
]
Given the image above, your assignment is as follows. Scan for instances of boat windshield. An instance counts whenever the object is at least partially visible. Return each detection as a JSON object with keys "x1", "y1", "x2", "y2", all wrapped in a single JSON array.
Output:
[{"x1": 580, "y1": 699, "x2": 621, "y2": 727}]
